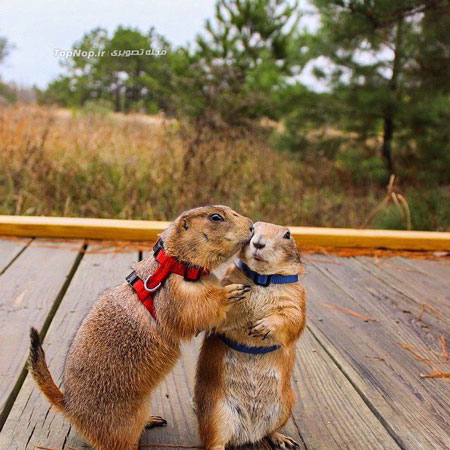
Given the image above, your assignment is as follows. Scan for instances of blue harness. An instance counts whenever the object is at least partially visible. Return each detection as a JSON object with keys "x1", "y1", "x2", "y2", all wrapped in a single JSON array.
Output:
[
  {"x1": 236, "y1": 259, "x2": 299, "y2": 286},
  {"x1": 217, "y1": 333, "x2": 280, "y2": 354},
  {"x1": 217, "y1": 259, "x2": 299, "y2": 355}
]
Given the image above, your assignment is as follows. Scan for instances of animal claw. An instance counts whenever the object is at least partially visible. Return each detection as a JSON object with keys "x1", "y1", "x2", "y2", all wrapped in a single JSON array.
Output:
[
  {"x1": 145, "y1": 415, "x2": 167, "y2": 429},
  {"x1": 230, "y1": 295, "x2": 246, "y2": 300},
  {"x1": 266, "y1": 432, "x2": 300, "y2": 450}
]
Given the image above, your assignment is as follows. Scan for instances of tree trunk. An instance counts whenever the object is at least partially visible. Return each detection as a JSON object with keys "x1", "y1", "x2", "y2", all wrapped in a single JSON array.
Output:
[
  {"x1": 381, "y1": 18, "x2": 404, "y2": 174},
  {"x1": 115, "y1": 86, "x2": 121, "y2": 112},
  {"x1": 382, "y1": 114, "x2": 394, "y2": 173}
]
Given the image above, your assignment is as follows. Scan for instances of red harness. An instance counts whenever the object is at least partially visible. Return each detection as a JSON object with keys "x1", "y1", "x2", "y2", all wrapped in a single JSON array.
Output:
[{"x1": 126, "y1": 239, "x2": 210, "y2": 319}]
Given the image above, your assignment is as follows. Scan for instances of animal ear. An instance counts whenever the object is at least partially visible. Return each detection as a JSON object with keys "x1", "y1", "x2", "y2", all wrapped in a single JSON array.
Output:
[{"x1": 176, "y1": 213, "x2": 190, "y2": 231}]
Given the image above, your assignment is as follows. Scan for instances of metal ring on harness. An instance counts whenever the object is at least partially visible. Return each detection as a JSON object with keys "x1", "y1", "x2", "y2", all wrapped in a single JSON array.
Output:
[{"x1": 144, "y1": 278, "x2": 162, "y2": 293}]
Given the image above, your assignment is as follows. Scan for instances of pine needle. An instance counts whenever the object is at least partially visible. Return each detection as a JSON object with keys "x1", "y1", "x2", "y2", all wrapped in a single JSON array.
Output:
[
  {"x1": 417, "y1": 302, "x2": 444, "y2": 320},
  {"x1": 34, "y1": 446, "x2": 66, "y2": 450},
  {"x1": 400, "y1": 342, "x2": 450, "y2": 383},
  {"x1": 420, "y1": 372, "x2": 450, "y2": 379},
  {"x1": 439, "y1": 335, "x2": 449, "y2": 360},
  {"x1": 320, "y1": 303, "x2": 378, "y2": 322}
]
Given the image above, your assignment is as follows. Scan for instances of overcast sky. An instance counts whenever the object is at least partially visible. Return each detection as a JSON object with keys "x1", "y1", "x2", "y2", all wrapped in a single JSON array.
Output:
[{"x1": 0, "y1": 0, "x2": 320, "y2": 89}]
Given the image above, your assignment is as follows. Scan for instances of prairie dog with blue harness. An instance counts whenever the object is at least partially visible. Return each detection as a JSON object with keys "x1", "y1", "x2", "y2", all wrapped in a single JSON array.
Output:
[{"x1": 194, "y1": 221, "x2": 306, "y2": 450}]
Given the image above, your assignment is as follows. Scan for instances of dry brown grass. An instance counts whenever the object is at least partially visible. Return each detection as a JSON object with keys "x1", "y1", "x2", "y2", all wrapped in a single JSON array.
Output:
[{"x1": 1, "y1": 103, "x2": 443, "y2": 228}]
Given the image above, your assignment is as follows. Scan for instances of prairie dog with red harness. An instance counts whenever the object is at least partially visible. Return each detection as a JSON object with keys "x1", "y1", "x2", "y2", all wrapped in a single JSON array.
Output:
[
  {"x1": 194, "y1": 221, "x2": 306, "y2": 450},
  {"x1": 28, "y1": 205, "x2": 253, "y2": 450}
]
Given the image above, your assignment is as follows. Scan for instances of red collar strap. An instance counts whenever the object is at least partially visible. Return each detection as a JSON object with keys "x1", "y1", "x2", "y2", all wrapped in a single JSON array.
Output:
[{"x1": 126, "y1": 239, "x2": 210, "y2": 319}]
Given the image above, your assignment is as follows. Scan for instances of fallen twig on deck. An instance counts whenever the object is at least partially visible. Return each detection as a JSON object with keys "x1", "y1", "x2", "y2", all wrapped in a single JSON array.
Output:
[
  {"x1": 34, "y1": 446, "x2": 78, "y2": 450},
  {"x1": 439, "y1": 335, "x2": 449, "y2": 360},
  {"x1": 419, "y1": 358, "x2": 450, "y2": 364},
  {"x1": 401, "y1": 343, "x2": 443, "y2": 370},
  {"x1": 420, "y1": 372, "x2": 450, "y2": 378},
  {"x1": 320, "y1": 303, "x2": 378, "y2": 322},
  {"x1": 417, "y1": 302, "x2": 444, "y2": 320},
  {"x1": 400, "y1": 342, "x2": 450, "y2": 383},
  {"x1": 34, "y1": 446, "x2": 69, "y2": 450}
]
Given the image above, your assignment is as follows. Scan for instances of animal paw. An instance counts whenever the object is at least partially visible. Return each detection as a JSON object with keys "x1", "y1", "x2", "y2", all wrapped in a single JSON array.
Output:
[
  {"x1": 224, "y1": 283, "x2": 250, "y2": 303},
  {"x1": 248, "y1": 316, "x2": 276, "y2": 340},
  {"x1": 145, "y1": 414, "x2": 167, "y2": 429},
  {"x1": 266, "y1": 431, "x2": 301, "y2": 449}
]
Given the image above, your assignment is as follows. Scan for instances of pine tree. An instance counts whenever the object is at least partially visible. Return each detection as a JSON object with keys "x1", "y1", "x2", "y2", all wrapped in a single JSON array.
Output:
[
  {"x1": 0, "y1": 33, "x2": 13, "y2": 65},
  {"x1": 302, "y1": 0, "x2": 450, "y2": 177},
  {"x1": 0, "y1": 33, "x2": 17, "y2": 103},
  {"x1": 184, "y1": 0, "x2": 303, "y2": 127}
]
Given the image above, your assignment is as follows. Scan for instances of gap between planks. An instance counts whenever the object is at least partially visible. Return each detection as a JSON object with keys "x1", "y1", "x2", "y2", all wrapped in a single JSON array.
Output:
[{"x1": 0, "y1": 239, "x2": 85, "y2": 431}]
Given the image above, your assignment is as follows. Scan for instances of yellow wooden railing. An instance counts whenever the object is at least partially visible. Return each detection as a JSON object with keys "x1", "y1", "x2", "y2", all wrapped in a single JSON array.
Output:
[{"x1": 0, "y1": 215, "x2": 449, "y2": 250}]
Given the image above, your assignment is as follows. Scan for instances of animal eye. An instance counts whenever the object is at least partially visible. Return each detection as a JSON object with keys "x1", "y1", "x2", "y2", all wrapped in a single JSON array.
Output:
[
  {"x1": 283, "y1": 231, "x2": 291, "y2": 239},
  {"x1": 209, "y1": 213, "x2": 224, "y2": 222}
]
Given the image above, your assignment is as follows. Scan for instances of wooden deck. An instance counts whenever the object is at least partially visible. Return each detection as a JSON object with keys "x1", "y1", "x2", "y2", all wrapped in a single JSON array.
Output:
[{"x1": 0, "y1": 237, "x2": 449, "y2": 450}]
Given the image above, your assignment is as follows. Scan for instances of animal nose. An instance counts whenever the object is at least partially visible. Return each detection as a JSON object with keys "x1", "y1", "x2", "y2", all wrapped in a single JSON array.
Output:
[{"x1": 252, "y1": 234, "x2": 266, "y2": 249}]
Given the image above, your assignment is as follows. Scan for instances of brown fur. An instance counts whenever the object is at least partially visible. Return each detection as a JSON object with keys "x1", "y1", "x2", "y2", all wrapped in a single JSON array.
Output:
[
  {"x1": 29, "y1": 205, "x2": 253, "y2": 450},
  {"x1": 29, "y1": 328, "x2": 64, "y2": 410},
  {"x1": 194, "y1": 222, "x2": 306, "y2": 450}
]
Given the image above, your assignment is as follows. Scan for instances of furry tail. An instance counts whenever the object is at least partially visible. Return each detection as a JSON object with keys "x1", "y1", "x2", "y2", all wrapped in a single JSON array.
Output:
[{"x1": 29, "y1": 327, "x2": 64, "y2": 410}]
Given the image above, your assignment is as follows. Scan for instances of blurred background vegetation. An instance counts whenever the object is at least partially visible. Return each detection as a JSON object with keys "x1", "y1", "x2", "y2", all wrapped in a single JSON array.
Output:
[{"x1": 1, "y1": 0, "x2": 449, "y2": 230}]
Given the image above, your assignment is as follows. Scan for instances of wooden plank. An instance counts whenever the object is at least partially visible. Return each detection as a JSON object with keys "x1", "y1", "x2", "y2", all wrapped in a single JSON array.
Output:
[
  {"x1": 0, "y1": 237, "x2": 31, "y2": 274},
  {"x1": 0, "y1": 239, "x2": 83, "y2": 429},
  {"x1": 307, "y1": 255, "x2": 449, "y2": 380},
  {"x1": 306, "y1": 255, "x2": 450, "y2": 334},
  {"x1": 292, "y1": 329, "x2": 399, "y2": 450},
  {"x1": 399, "y1": 257, "x2": 450, "y2": 285},
  {"x1": 302, "y1": 256, "x2": 450, "y2": 449},
  {"x1": 382, "y1": 256, "x2": 450, "y2": 301},
  {"x1": 140, "y1": 338, "x2": 206, "y2": 449},
  {"x1": 352, "y1": 256, "x2": 450, "y2": 324},
  {"x1": 1, "y1": 215, "x2": 450, "y2": 249},
  {"x1": 0, "y1": 247, "x2": 138, "y2": 449}
]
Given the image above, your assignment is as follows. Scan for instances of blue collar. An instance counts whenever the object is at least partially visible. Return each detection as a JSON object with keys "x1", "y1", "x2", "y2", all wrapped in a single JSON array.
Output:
[
  {"x1": 237, "y1": 259, "x2": 299, "y2": 287},
  {"x1": 217, "y1": 333, "x2": 280, "y2": 354}
]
